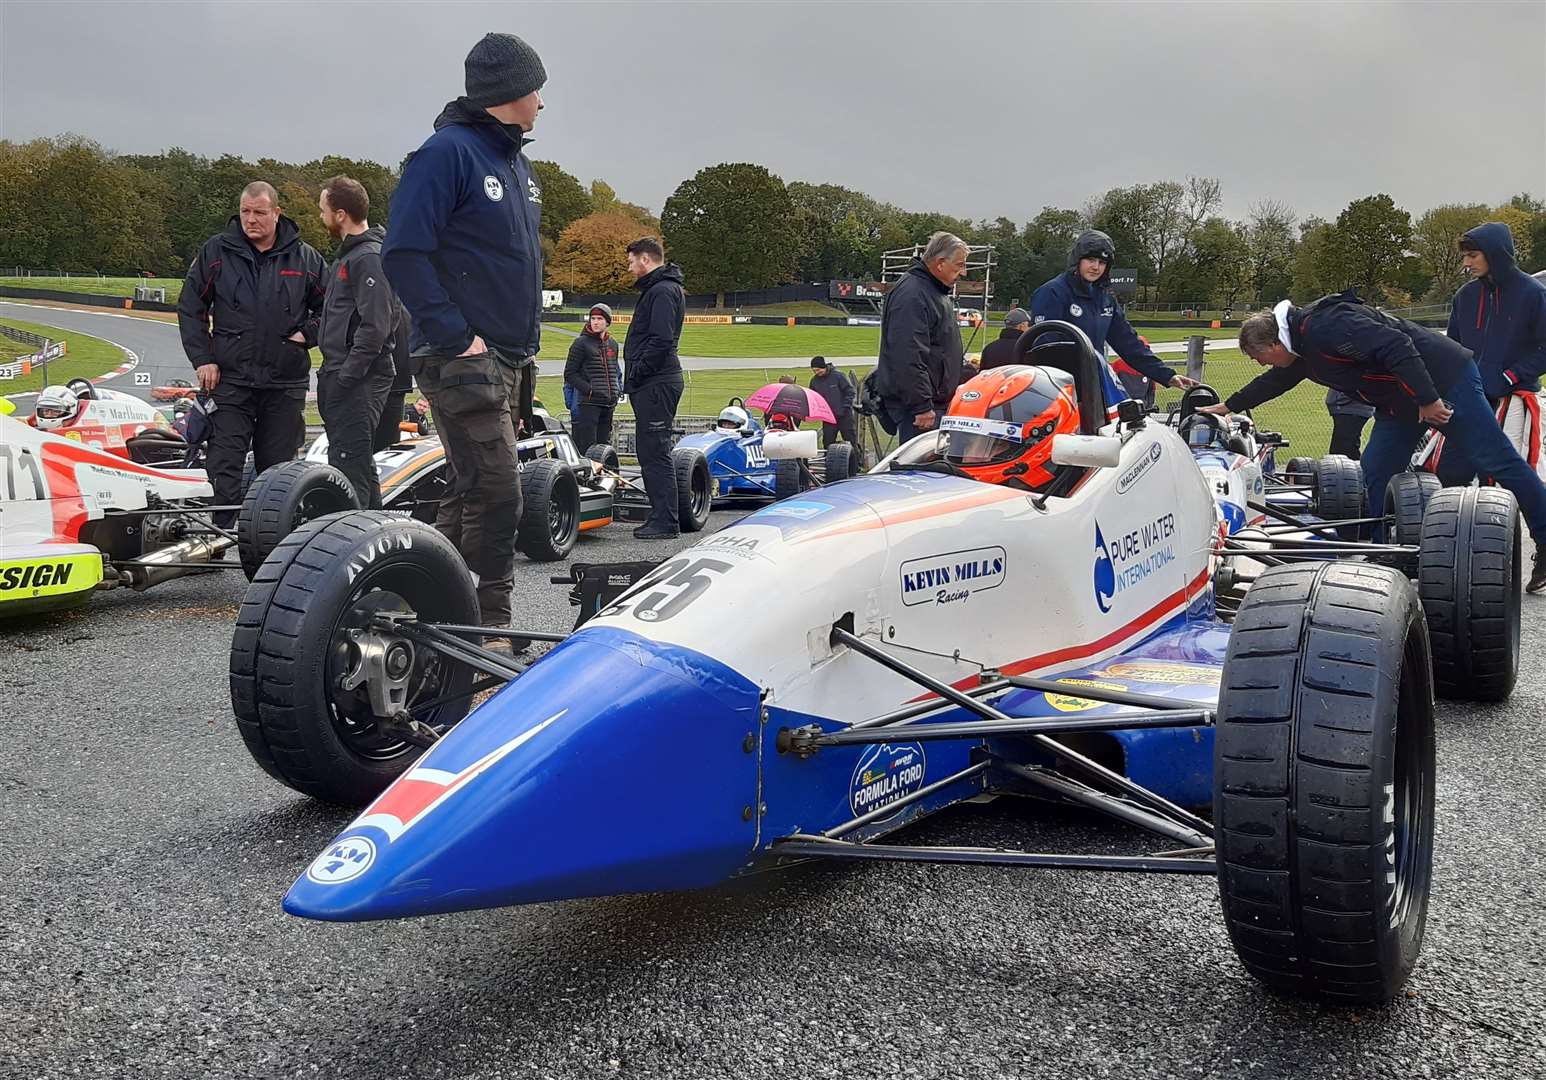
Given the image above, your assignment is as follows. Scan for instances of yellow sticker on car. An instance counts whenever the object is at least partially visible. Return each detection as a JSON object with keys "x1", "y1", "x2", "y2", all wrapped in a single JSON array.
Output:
[
  {"x1": 0, "y1": 553, "x2": 104, "y2": 602},
  {"x1": 1094, "y1": 660, "x2": 1220, "y2": 686},
  {"x1": 1045, "y1": 679, "x2": 1129, "y2": 712}
]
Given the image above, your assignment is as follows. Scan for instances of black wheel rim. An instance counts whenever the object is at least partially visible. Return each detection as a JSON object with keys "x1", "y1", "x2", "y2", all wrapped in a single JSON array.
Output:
[
  {"x1": 1388, "y1": 627, "x2": 1432, "y2": 931},
  {"x1": 549, "y1": 483, "x2": 578, "y2": 544},
  {"x1": 690, "y1": 464, "x2": 710, "y2": 519},
  {"x1": 324, "y1": 560, "x2": 465, "y2": 762},
  {"x1": 295, "y1": 485, "x2": 354, "y2": 529}
]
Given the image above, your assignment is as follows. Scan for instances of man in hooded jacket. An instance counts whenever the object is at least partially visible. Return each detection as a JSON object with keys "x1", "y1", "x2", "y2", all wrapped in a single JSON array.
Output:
[
  {"x1": 1031, "y1": 230, "x2": 1197, "y2": 401},
  {"x1": 622, "y1": 237, "x2": 687, "y2": 538},
  {"x1": 316, "y1": 176, "x2": 400, "y2": 509},
  {"x1": 1440, "y1": 222, "x2": 1546, "y2": 484},
  {"x1": 178, "y1": 180, "x2": 326, "y2": 525},
  {"x1": 381, "y1": 31, "x2": 547, "y2": 631}
]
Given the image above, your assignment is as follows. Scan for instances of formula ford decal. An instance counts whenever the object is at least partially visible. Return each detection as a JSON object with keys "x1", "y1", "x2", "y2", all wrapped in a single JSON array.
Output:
[
  {"x1": 900, "y1": 546, "x2": 1006, "y2": 607},
  {"x1": 849, "y1": 742, "x2": 926, "y2": 821}
]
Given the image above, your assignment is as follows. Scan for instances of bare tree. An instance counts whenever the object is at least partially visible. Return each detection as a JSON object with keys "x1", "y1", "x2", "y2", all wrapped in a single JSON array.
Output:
[
  {"x1": 1183, "y1": 176, "x2": 1224, "y2": 234},
  {"x1": 1244, "y1": 199, "x2": 1297, "y2": 303}
]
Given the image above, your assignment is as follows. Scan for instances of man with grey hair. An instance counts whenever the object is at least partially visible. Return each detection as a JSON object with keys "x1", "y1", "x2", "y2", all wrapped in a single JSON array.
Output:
[
  {"x1": 178, "y1": 180, "x2": 326, "y2": 525},
  {"x1": 1205, "y1": 291, "x2": 1546, "y2": 590},
  {"x1": 874, "y1": 231, "x2": 968, "y2": 441}
]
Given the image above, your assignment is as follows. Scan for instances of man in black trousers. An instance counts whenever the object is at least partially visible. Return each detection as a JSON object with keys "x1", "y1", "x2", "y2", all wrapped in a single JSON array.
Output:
[{"x1": 621, "y1": 237, "x2": 686, "y2": 538}]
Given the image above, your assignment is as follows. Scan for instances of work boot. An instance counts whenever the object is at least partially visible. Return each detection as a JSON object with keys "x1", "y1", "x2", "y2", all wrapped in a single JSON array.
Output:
[
  {"x1": 1529, "y1": 548, "x2": 1546, "y2": 594},
  {"x1": 632, "y1": 524, "x2": 679, "y2": 540}
]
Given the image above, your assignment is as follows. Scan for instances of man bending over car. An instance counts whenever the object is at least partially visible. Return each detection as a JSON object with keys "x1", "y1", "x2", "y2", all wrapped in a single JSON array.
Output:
[{"x1": 1199, "y1": 291, "x2": 1546, "y2": 592}]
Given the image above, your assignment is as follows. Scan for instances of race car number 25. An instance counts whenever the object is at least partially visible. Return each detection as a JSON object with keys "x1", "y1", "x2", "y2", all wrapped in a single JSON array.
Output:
[{"x1": 599, "y1": 557, "x2": 732, "y2": 623}]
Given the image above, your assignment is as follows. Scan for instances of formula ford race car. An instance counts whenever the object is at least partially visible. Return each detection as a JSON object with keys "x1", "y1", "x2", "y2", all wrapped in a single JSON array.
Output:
[
  {"x1": 21, "y1": 379, "x2": 191, "y2": 465},
  {"x1": 675, "y1": 398, "x2": 864, "y2": 504},
  {"x1": 297, "y1": 421, "x2": 713, "y2": 565},
  {"x1": 229, "y1": 322, "x2": 1523, "y2": 1005}
]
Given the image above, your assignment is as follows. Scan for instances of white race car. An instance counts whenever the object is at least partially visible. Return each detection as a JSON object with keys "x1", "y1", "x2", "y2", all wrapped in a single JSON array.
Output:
[{"x1": 232, "y1": 323, "x2": 1521, "y2": 1005}]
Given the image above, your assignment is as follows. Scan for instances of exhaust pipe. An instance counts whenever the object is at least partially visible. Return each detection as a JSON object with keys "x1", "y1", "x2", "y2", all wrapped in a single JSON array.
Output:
[{"x1": 126, "y1": 535, "x2": 236, "y2": 590}]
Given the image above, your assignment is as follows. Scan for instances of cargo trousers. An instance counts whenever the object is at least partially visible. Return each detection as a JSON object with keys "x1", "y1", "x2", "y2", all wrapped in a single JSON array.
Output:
[{"x1": 415, "y1": 349, "x2": 523, "y2": 627}]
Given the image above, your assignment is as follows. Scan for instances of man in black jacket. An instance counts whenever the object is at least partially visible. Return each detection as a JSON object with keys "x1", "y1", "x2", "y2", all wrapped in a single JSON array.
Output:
[
  {"x1": 316, "y1": 176, "x2": 400, "y2": 509},
  {"x1": 1203, "y1": 292, "x2": 1546, "y2": 590},
  {"x1": 809, "y1": 356, "x2": 856, "y2": 447},
  {"x1": 875, "y1": 232, "x2": 967, "y2": 442},
  {"x1": 564, "y1": 303, "x2": 621, "y2": 450},
  {"x1": 622, "y1": 237, "x2": 686, "y2": 538},
  {"x1": 178, "y1": 180, "x2": 325, "y2": 524},
  {"x1": 979, "y1": 308, "x2": 1030, "y2": 370}
]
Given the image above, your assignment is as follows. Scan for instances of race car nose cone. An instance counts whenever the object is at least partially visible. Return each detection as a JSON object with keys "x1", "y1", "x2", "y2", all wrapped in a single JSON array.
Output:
[{"x1": 283, "y1": 628, "x2": 764, "y2": 922}]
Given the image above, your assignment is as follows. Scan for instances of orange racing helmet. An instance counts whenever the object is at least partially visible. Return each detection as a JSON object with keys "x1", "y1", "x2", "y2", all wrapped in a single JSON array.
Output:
[{"x1": 941, "y1": 364, "x2": 1080, "y2": 489}]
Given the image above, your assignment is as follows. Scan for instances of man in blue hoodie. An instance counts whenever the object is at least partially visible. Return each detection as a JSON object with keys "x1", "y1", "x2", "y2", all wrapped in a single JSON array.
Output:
[
  {"x1": 1442, "y1": 222, "x2": 1546, "y2": 484},
  {"x1": 1032, "y1": 230, "x2": 1198, "y2": 402},
  {"x1": 382, "y1": 32, "x2": 547, "y2": 632}
]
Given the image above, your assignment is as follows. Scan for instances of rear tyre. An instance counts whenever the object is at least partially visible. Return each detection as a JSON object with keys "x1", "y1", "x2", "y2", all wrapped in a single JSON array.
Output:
[
  {"x1": 237, "y1": 460, "x2": 360, "y2": 580},
  {"x1": 1381, "y1": 471, "x2": 1441, "y2": 572},
  {"x1": 1284, "y1": 455, "x2": 1316, "y2": 481},
  {"x1": 516, "y1": 458, "x2": 580, "y2": 562},
  {"x1": 230, "y1": 512, "x2": 479, "y2": 805},
  {"x1": 1313, "y1": 454, "x2": 1365, "y2": 539},
  {"x1": 586, "y1": 443, "x2": 621, "y2": 474},
  {"x1": 1416, "y1": 486, "x2": 1520, "y2": 701},
  {"x1": 774, "y1": 459, "x2": 811, "y2": 500},
  {"x1": 1215, "y1": 561, "x2": 1435, "y2": 1004},
  {"x1": 824, "y1": 442, "x2": 856, "y2": 482},
  {"x1": 672, "y1": 446, "x2": 712, "y2": 533}
]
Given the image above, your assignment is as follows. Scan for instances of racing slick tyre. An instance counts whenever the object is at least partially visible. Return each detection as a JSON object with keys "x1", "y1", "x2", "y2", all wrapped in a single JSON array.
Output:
[
  {"x1": 1284, "y1": 455, "x2": 1316, "y2": 481},
  {"x1": 824, "y1": 442, "x2": 857, "y2": 482},
  {"x1": 230, "y1": 511, "x2": 479, "y2": 805},
  {"x1": 774, "y1": 459, "x2": 813, "y2": 500},
  {"x1": 1312, "y1": 455, "x2": 1366, "y2": 539},
  {"x1": 1215, "y1": 561, "x2": 1435, "y2": 1004},
  {"x1": 585, "y1": 443, "x2": 621, "y2": 475},
  {"x1": 516, "y1": 458, "x2": 580, "y2": 562},
  {"x1": 237, "y1": 460, "x2": 360, "y2": 580},
  {"x1": 672, "y1": 446, "x2": 712, "y2": 533},
  {"x1": 1381, "y1": 472, "x2": 1441, "y2": 571},
  {"x1": 1416, "y1": 486, "x2": 1520, "y2": 702}
]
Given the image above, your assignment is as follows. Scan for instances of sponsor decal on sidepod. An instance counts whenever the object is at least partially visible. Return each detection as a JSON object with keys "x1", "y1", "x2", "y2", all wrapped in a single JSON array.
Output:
[
  {"x1": 1092, "y1": 515, "x2": 1176, "y2": 612},
  {"x1": 900, "y1": 546, "x2": 1006, "y2": 607},
  {"x1": 849, "y1": 743, "x2": 927, "y2": 821}
]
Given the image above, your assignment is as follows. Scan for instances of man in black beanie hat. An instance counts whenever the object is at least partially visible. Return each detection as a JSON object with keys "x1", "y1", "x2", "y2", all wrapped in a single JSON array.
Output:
[{"x1": 382, "y1": 32, "x2": 548, "y2": 636}]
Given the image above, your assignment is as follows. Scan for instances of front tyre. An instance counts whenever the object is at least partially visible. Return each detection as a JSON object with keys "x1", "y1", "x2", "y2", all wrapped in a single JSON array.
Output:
[
  {"x1": 516, "y1": 458, "x2": 580, "y2": 561},
  {"x1": 230, "y1": 512, "x2": 479, "y2": 805},
  {"x1": 672, "y1": 446, "x2": 712, "y2": 532},
  {"x1": 1215, "y1": 561, "x2": 1435, "y2": 1004},
  {"x1": 237, "y1": 460, "x2": 360, "y2": 580}
]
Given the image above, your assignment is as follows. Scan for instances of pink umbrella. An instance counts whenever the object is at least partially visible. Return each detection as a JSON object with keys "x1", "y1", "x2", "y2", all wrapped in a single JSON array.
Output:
[{"x1": 744, "y1": 382, "x2": 837, "y2": 424}]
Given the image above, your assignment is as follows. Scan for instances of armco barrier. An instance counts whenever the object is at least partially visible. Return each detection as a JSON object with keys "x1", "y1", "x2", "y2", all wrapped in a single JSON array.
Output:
[{"x1": 0, "y1": 285, "x2": 178, "y2": 312}]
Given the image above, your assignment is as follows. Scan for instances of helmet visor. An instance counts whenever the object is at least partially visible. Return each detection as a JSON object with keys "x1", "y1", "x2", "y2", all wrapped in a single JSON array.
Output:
[
  {"x1": 940, "y1": 415, "x2": 1025, "y2": 466},
  {"x1": 35, "y1": 405, "x2": 71, "y2": 420}
]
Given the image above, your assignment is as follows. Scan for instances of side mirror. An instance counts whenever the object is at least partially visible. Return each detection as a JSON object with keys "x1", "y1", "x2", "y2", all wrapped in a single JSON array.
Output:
[{"x1": 1050, "y1": 433, "x2": 1122, "y2": 468}]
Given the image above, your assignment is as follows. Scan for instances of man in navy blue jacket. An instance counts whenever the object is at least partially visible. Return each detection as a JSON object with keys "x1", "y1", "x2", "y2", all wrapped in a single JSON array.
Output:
[
  {"x1": 382, "y1": 32, "x2": 547, "y2": 632},
  {"x1": 1440, "y1": 222, "x2": 1546, "y2": 484},
  {"x1": 622, "y1": 237, "x2": 687, "y2": 538},
  {"x1": 1205, "y1": 292, "x2": 1546, "y2": 591},
  {"x1": 1032, "y1": 230, "x2": 1197, "y2": 398}
]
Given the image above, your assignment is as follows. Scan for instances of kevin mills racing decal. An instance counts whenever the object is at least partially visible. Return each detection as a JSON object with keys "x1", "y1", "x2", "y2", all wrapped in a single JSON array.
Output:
[{"x1": 899, "y1": 546, "x2": 1006, "y2": 607}]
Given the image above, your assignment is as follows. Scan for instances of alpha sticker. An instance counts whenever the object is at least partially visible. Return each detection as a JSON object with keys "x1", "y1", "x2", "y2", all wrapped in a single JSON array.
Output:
[
  {"x1": 900, "y1": 546, "x2": 1006, "y2": 607},
  {"x1": 483, "y1": 176, "x2": 505, "y2": 201},
  {"x1": 1093, "y1": 660, "x2": 1220, "y2": 686},
  {"x1": 848, "y1": 742, "x2": 926, "y2": 821},
  {"x1": 305, "y1": 835, "x2": 377, "y2": 885}
]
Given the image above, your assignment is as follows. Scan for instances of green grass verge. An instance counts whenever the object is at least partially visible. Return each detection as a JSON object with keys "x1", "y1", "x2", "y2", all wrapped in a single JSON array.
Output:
[{"x1": 0, "y1": 316, "x2": 131, "y2": 395}]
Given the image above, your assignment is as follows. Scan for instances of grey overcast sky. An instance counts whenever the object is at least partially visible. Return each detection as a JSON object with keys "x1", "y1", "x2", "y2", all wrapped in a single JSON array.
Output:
[{"x1": 2, "y1": 0, "x2": 1543, "y2": 223}]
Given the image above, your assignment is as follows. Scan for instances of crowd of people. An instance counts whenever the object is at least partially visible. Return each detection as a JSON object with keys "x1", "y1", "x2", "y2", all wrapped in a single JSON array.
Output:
[{"x1": 164, "y1": 30, "x2": 1546, "y2": 640}]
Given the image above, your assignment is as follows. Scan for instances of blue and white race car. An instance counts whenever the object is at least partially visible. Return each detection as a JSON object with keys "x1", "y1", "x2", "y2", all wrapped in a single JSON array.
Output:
[
  {"x1": 230, "y1": 323, "x2": 1522, "y2": 1006},
  {"x1": 676, "y1": 399, "x2": 863, "y2": 502}
]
